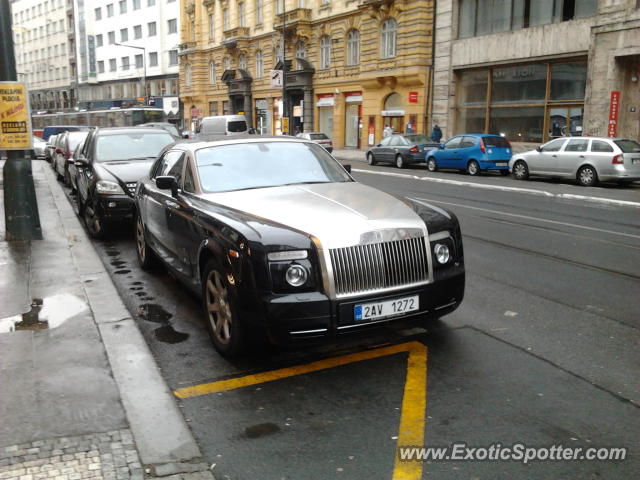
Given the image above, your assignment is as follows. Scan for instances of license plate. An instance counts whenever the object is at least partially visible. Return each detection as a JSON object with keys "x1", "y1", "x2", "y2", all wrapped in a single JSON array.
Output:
[
  {"x1": 496, "y1": 162, "x2": 508, "y2": 167},
  {"x1": 632, "y1": 158, "x2": 640, "y2": 165},
  {"x1": 354, "y1": 295, "x2": 419, "y2": 322}
]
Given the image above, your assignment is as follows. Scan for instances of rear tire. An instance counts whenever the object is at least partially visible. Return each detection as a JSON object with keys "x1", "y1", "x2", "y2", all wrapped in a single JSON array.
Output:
[
  {"x1": 201, "y1": 260, "x2": 246, "y2": 357},
  {"x1": 427, "y1": 157, "x2": 437, "y2": 172},
  {"x1": 577, "y1": 165, "x2": 598, "y2": 187},
  {"x1": 367, "y1": 152, "x2": 376, "y2": 166},
  {"x1": 467, "y1": 160, "x2": 480, "y2": 176},
  {"x1": 395, "y1": 154, "x2": 405, "y2": 169},
  {"x1": 135, "y1": 211, "x2": 160, "y2": 271},
  {"x1": 512, "y1": 160, "x2": 529, "y2": 180}
]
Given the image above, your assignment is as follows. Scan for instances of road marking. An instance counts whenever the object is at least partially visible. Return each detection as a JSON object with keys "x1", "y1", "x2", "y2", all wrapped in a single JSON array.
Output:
[
  {"x1": 352, "y1": 168, "x2": 640, "y2": 208},
  {"x1": 174, "y1": 341, "x2": 428, "y2": 480},
  {"x1": 410, "y1": 196, "x2": 640, "y2": 240}
]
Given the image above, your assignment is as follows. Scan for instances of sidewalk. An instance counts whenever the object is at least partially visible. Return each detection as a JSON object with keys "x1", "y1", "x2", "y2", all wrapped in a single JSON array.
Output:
[{"x1": 0, "y1": 160, "x2": 213, "y2": 480}]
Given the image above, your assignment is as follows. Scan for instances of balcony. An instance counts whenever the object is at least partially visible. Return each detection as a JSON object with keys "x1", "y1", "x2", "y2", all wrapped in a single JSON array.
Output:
[
  {"x1": 274, "y1": 8, "x2": 312, "y2": 29},
  {"x1": 222, "y1": 27, "x2": 250, "y2": 50}
]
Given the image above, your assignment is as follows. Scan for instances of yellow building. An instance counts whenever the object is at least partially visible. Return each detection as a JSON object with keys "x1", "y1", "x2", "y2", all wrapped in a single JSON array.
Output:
[{"x1": 179, "y1": 0, "x2": 435, "y2": 148}]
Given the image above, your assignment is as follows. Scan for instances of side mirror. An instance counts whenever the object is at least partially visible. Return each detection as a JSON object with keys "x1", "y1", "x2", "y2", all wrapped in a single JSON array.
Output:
[
  {"x1": 438, "y1": 144, "x2": 444, "y2": 149},
  {"x1": 344, "y1": 164, "x2": 352, "y2": 174},
  {"x1": 156, "y1": 176, "x2": 178, "y2": 196},
  {"x1": 74, "y1": 156, "x2": 88, "y2": 167},
  {"x1": 376, "y1": 144, "x2": 381, "y2": 147},
  {"x1": 536, "y1": 146, "x2": 542, "y2": 152},
  {"x1": 182, "y1": 131, "x2": 190, "y2": 139}
]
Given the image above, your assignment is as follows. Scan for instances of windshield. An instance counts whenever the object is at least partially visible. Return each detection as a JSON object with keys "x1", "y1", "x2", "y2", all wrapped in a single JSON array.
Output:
[
  {"x1": 95, "y1": 132, "x2": 174, "y2": 162},
  {"x1": 196, "y1": 141, "x2": 351, "y2": 193},
  {"x1": 309, "y1": 133, "x2": 329, "y2": 140},
  {"x1": 484, "y1": 136, "x2": 511, "y2": 148},
  {"x1": 403, "y1": 134, "x2": 434, "y2": 144},
  {"x1": 227, "y1": 121, "x2": 247, "y2": 133},
  {"x1": 68, "y1": 132, "x2": 89, "y2": 151},
  {"x1": 614, "y1": 139, "x2": 640, "y2": 153}
]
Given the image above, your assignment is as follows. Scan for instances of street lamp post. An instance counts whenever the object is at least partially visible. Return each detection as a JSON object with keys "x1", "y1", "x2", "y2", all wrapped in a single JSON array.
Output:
[{"x1": 114, "y1": 43, "x2": 146, "y2": 105}]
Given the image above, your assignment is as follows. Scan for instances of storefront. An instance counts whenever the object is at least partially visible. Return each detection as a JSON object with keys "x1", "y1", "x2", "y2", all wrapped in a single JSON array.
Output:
[
  {"x1": 382, "y1": 92, "x2": 405, "y2": 134},
  {"x1": 455, "y1": 59, "x2": 587, "y2": 143},
  {"x1": 344, "y1": 91, "x2": 362, "y2": 148},
  {"x1": 255, "y1": 99, "x2": 270, "y2": 135},
  {"x1": 317, "y1": 94, "x2": 334, "y2": 138}
]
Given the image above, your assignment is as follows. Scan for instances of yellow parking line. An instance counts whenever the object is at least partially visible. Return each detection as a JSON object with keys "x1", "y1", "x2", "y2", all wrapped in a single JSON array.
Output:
[{"x1": 174, "y1": 341, "x2": 428, "y2": 480}]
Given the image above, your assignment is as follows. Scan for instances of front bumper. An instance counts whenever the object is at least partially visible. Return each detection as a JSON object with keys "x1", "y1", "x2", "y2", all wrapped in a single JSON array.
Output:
[
  {"x1": 246, "y1": 270, "x2": 465, "y2": 345},
  {"x1": 96, "y1": 194, "x2": 135, "y2": 221}
]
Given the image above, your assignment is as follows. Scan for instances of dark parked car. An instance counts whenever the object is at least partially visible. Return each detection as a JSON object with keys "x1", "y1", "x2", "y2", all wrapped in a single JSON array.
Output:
[
  {"x1": 67, "y1": 138, "x2": 86, "y2": 194},
  {"x1": 42, "y1": 125, "x2": 91, "y2": 141},
  {"x1": 44, "y1": 135, "x2": 58, "y2": 163},
  {"x1": 134, "y1": 136, "x2": 465, "y2": 356},
  {"x1": 53, "y1": 130, "x2": 90, "y2": 185},
  {"x1": 367, "y1": 134, "x2": 440, "y2": 168},
  {"x1": 139, "y1": 122, "x2": 182, "y2": 139},
  {"x1": 295, "y1": 132, "x2": 333, "y2": 153},
  {"x1": 74, "y1": 127, "x2": 175, "y2": 238},
  {"x1": 426, "y1": 134, "x2": 512, "y2": 175}
]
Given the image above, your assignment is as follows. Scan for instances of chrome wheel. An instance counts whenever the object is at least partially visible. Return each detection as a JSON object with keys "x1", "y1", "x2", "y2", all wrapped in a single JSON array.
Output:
[
  {"x1": 467, "y1": 160, "x2": 479, "y2": 176},
  {"x1": 136, "y1": 215, "x2": 146, "y2": 263},
  {"x1": 205, "y1": 270, "x2": 233, "y2": 345},
  {"x1": 427, "y1": 158, "x2": 437, "y2": 172},
  {"x1": 578, "y1": 166, "x2": 597, "y2": 187},
  {"x1": 367, "y1": 152, "x2": 376, "y2": 165},
  {"x1": 513, "y1": 161, "x2": 528, "y2": 180},
  {"x1": 396, "y1": 154, "x2": 404, "y2": 169},
  {"x1": 83, "y1": 202, "x2": 104, "y2": 238}
]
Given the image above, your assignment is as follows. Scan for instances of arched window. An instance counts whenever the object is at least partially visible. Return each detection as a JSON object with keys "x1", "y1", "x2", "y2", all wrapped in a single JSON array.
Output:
[
  {"x1": 185, "y1": 63, "x2": 192, "y2": 86},
  {"x1": 384, "y1": 92, "x2": 402, "y2": 110},
  {"x1": 256, "y1": 50, "x2": 264, "y2": 78},
  {"x1": 320, "y1": 35, "x2": 331, "y2": 69},
  {"x1": 209, "y1": 61, "x2": 216, "y2": 84},
  {"x1": 238, "y1": 53, "x2": 247, "y2": 70},
  {"x1": 380, "y1": 18, "x2": 397, "y2": 59},
  {"x1": 238, "y1": 2, "x2": 245, "y2": 27},
  {"x1": 347, "y1": 29, "x2": 360, "y2": 66}
]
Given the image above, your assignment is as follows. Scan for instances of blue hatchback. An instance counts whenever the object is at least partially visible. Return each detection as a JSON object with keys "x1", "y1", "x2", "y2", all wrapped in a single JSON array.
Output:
[{"x1": 426, "y1": 134, "x2": 512, "y2": 176}]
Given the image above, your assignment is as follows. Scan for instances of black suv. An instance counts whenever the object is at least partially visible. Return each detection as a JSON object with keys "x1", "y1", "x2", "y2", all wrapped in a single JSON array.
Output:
[{"x1": 74, "y1": 127, "x2": 175, "y2": 237}]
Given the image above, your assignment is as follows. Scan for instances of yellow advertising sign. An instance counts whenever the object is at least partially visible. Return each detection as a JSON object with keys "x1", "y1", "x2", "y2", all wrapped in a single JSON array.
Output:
[
  {"x1": 0, "y1": 82, "x2": 33, "y2": 150},
  {"x1": 281, "y1": 117, "x2": 289, "y2": 133}
]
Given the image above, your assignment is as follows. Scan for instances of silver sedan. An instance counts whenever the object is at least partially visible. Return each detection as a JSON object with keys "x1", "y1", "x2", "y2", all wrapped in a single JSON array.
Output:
[{"x1": 510, "y1": 137, "x2": 640, "y2": 186}]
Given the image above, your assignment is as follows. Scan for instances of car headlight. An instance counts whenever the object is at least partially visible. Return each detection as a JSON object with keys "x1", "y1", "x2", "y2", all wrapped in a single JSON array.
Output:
[
  {"x1": 285, "y1": 264, "x2": 308, "y2": 287},
  {"x1": 433, "y1": 243, "x2": 450, "y2": 264},
  {"x1": 96, "y1": 180, "x2": 125, "y2": 194}
]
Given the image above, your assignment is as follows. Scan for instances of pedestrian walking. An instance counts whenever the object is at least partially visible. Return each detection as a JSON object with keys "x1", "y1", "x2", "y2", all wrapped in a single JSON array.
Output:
[
  {"x1": 431, "y1": 124, "x2": 442, "y2": 143},
  {"x1": 383, "y1": 125, "x2": 393, "y2": 138}
]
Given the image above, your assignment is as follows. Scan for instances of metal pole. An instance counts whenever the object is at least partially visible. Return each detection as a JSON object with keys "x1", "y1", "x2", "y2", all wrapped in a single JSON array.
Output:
[
  {"x1": 143, "y1": 47, "x2": 147, "y2": 106},
  {"x1": 0, "y1": 0, "x2": 42, "y2": 240},
  {"x1": 281, "y1": 8, "x2": 287, "y2": 135}
]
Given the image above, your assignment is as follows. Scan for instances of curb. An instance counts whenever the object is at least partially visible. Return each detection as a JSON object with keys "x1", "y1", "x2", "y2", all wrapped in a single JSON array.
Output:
[{"x1": 41, "y1": 163, "x2": 211, "y2": 477}]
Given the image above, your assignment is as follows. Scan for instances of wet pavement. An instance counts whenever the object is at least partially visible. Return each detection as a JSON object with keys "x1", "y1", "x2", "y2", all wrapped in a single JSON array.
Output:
[{"x1": 58, "y1": 160, "x2": 640, "y2": 479}]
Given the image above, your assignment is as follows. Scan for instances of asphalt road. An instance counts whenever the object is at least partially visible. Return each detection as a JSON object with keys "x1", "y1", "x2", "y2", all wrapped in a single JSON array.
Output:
[{"x1": 62, "y1": 160, "x2": 640, "y2": 480}]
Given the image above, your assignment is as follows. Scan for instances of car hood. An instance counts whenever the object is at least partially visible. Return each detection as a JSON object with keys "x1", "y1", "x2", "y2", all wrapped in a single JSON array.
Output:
[
  {"x1": 200, "y1": 182, "x2": 428, "y2": 249},
  {"x1": 96, "y1": 159, "x2": 155, "y2": 184}
]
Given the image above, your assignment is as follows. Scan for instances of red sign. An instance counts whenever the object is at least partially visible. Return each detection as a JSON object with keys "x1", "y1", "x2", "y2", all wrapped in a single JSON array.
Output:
[
  {"x1": 607, "y1": 91, "x2": 620, "y2": 137},
  {"x1": 408, "y1": 91, "x2": 419, "y2": 103},
  {"x1": 190, "y1": 107, "x2": 201, "y2": 117}
]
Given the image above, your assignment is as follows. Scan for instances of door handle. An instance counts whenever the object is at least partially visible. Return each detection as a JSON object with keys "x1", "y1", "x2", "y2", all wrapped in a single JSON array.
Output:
[
  {"x1": 552, "y1": 155, "x2": 557, "y2": 157},
  {"x1": 165, "y1": 200, "x2": 179, "y2": 209},
  {"x1": 579, "y1": 155, "x2": 585, "y2": 158}
]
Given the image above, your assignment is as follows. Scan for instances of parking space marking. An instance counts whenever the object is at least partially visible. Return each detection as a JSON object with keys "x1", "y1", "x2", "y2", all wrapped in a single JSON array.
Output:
[{"x1": 174, "y1": 341, "x2": 427, "y2": 480}]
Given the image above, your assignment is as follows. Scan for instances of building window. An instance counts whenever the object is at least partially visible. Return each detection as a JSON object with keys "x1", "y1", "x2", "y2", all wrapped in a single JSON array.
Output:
[
  {"x1": 107, "y1": 4, "x2": 114, "y2": 17},
  {"x1": 224, "y1": 56, "x2": 231, "y2": 70},
  {"x1": 98, "y1": 60, "x2": 105, "y2": 73},
  {"x1": 295, "y1": 41, "x2": 305, "y2": 69},
  {"x1": 238, "y1": 2, "x2": 245, "y2": 27},
  {"x1": 135, "y1": 54, "x2": 143, "y2": 68},
  {"x1": 95, "y1": 7, "x2": 102, "y2": 20},
  {"x1": 169, "y1": 50, "x2": 178, "y2": 65},
  {"x1": 239, "y1": 53, "x2": 247, "y2": 70},
  {"x1": 275, "y1": 44, "x2": 283, "y2": 64},
  {"x1": 168, "y1": 18, "x2": 177, "y2": 34},
  {"x1": 134, "y1": 25, "x2": 142, "y2": 39},
  {"x1": 148, "y1": 22, "x2": 156, "y2": 36},
  {"x1": 109, "y1": 58, "x2": 116, "y2": 71},
  {"x1": 347, "y1": 29, "x2": 359, "y2": 66},
  {"x1": 108, "y1": 31, "x2": 115, "y2": 44},
  {"x1": 276, "y1": 0, "x2": 283, "y2": 15},
  {"x1": 185, "y1": 64, "x2": 192, "y2": 86},
  {"x1": 256, "y1": 0, "x2": 263, "y2": 24},
  {"x1": 459, "y1": 0, "x2": 598, "y2": 39},
  {"x1": 209, "y1": 61, "x2": 216, "y2": 83},
  {"x1": 121, "y1": 57, "x2": 130, "y2": 70},
  {"x1": 320, "y1": 36, "x2": 331, "y2": 69},
  {"x1": 256, "y1": 50, "x2": 264, "y2": 78},
  {"x1": 148, "y1": 0, "x2": 155, "y2": 5},
  {"x1": 133, "y1": 0, "x2": 141, "y2": 9},
  {"x1": 119, "y1": 0, "x2": 126, "y2": 14},
  {"x1": 223, "y1": 8, "x2": 229, "y2": 30},
  {"x1": 149, "y1": 51, "x2": 158, "y2": 66},
  {"x1": 96, "y1": 34, "x2": 103, "y2": 47},
  {"x1": 455, "y1": 61, "x2": 587, "y2": 142},
  {"x1": 120, "y1": 28, "x2": 128, "y2": 42},
  {"x1": 380, "y1": 18, "x2": 396, "y2": 59},
  {"x1": 208, "y1": 14, "x2": 215, "y2": 41}
]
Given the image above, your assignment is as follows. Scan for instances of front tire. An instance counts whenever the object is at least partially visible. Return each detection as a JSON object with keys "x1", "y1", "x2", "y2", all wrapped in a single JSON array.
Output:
[
  {"x1": 427, "y1": 157, "x2": 437, "y2": 172},
  {"x1": 512, "y1": 160, "x2": 529, "y2": 180},
  {"x1": 367, "y1": 152, "x2": 376, "y2": 166},
  {"x1": 83, "y1": 198, "x2": 107, "y2": 239},
  {"x1": 135, "y1": 211, "x2": 159, "y2": 271},
  {"x1": 577, "y1": 165, "x2": 598, "y2": 187},
  {"x1": 202, "y1": 260, "x2": 246, "y2": 357},
  {"x1": 467, "y1": 160, "x2": 480, "y2": 176},
  {"x1": 395, "y1": 154, "x2": 405, "y2": 169}
]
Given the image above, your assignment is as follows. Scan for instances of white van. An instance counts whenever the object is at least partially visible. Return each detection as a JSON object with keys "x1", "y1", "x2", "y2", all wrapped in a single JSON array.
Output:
[{"x1": 196, "y1": 115, "x2": 249, "y2": 136}]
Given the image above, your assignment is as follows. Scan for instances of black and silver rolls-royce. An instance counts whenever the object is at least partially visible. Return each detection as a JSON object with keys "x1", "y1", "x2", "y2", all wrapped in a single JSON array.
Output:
[{"x1": 134, "y1": 136, "x2": 465, "y2": 356}]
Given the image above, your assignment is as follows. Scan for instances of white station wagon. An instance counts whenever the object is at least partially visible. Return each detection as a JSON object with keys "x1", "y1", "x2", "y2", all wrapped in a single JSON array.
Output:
[{"x1": 509, "y1": 137, "x2": 640, "y2": 186}]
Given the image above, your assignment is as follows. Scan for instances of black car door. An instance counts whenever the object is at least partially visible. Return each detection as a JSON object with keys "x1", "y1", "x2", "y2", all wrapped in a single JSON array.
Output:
[
  {"x1": 144, "y1": 150, "x2": 185, "y2": 263},
  {"x1": 375, "y1": 136, "x2": 392, "y2": 161},
  {"x1": 76, "y1": 131, "x2": 95, "y2": 207}
]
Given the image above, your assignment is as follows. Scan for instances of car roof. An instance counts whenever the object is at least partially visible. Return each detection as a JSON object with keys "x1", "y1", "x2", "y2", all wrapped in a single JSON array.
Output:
[
  {"x1": 171, "y1": 135, "x2": 310, "y2": 151},
  {"x1": 94, "y1": 127, "x2": 175, "y2": 136}
]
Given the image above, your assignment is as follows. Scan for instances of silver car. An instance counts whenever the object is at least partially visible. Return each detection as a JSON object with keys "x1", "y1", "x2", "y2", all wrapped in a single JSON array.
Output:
[{"x1": 510, "y1": 137, "x2": 640, "y2": 186}]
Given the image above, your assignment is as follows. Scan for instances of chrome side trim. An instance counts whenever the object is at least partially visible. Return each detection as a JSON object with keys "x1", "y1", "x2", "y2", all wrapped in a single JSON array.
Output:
[
  {"x1": 290, "y1": 328, "x2": 329, "y2": 335},
  {"x1": 429, "y1": 231, "x2": 451, "y2": 242},
  {"x1": 434, "y1": 300, "x2": 457, "y2": 311}
]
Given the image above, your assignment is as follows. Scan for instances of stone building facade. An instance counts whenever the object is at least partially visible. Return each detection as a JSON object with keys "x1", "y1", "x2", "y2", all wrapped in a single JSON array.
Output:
[
  {"x1": 432, "y1": 0, "x2": 640, "y2": 148},
  {"x1": 179, "y1": 0, "x2": 436, "y2": 148}
]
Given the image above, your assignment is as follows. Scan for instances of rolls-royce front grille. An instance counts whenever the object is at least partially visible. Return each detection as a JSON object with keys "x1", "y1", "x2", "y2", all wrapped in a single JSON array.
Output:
[{"x1": 329, "y1": 237, "x2": 429, "y2": 296}]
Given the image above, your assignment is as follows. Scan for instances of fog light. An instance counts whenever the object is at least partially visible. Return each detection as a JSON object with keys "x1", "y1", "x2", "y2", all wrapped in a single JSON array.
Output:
[
  {"x1": 107, "y1": 201, "x2": 117, "y2": 208},
  {"x1": 434, "y1": 243, "x2": 450, "y2": 264},
  {"x1": 285, "y1": 264, "x2": 308, "y2": 287}
]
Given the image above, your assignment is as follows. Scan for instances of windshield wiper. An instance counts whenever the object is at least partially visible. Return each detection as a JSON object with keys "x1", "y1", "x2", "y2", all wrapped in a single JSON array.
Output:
[
  {"x1": 127, "y1": 156, "x2": 157, "y2": 161},
  {"x1": 280, "y1": 181, "x2": 331, "y2": 186}
]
